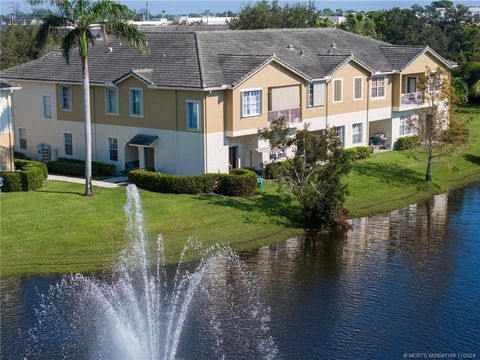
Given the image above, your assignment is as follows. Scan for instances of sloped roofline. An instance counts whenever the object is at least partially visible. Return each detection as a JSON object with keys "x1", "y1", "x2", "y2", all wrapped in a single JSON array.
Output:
[
  {"x1": 313, "y1": 54, "x2": 375, "y2": 80},
  {"x1": 230, "y1": 55, "x2": 312, "y2": 89},
  {"x1": 112, "y1": 69, "x2": 154, "y2": 86},
  {"x1": 400, "y1": 46, "x2": 457, "y2": 72}
]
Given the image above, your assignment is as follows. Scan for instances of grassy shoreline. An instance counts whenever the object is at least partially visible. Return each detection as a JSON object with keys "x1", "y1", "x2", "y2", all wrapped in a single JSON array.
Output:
[{"x1": 1, "y1": 106, "x2": 479, "y2": 277}]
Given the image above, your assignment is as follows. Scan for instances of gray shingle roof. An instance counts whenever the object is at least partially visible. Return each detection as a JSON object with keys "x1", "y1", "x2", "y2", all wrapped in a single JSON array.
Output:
[{"x1": 0, "y1": 27, "x2": 455, "y2": 89}]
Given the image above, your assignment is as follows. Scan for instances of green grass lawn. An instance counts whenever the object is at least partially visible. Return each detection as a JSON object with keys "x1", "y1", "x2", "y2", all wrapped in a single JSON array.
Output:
[{"x1": 1, "y1": 106, "x2": 479, "y2": 277}]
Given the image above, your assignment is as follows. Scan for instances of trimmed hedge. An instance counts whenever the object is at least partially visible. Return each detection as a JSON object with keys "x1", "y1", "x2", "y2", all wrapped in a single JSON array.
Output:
[
  {"x1": 128, "y1": 169, "x2": 257, "y2": 197},
  {"x1": 344, "y1": 146, "x2": 372, "y2": 161},
  {"x1": 14, "y1": 159, "x2": 48, "y2": 179},
  {"x1": 265, "y1": 160, "x2": 291, "y2": 179},
  {"x1": 1, "y1": 160, "x2": 46, "y2": 192},
  {"x1": 395, "y1": 135, "x2": 420, "y2": 151},
  {"x1": 47, "y1": 158, "x2": 116, "y2": 177}
]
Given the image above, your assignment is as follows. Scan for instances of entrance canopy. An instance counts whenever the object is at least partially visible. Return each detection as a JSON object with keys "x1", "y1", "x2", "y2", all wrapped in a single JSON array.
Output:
[{"x1": 128, "y1": 134, "x2": 159, "y2": 147}]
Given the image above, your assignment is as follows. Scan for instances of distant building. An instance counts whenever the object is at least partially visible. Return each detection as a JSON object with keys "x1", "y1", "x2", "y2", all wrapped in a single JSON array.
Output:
[
  {"x1": 0, "y1": 80, "x2": 21, "y2": 171},
  {"x1": 177, "y1": 16, "x2": 234, "y2": 25}
]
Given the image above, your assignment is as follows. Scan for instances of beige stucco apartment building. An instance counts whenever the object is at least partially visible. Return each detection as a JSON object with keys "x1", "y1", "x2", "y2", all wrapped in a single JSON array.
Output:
[{"x1": 0, "y1": 28, "x2": 455, "y2": 175}]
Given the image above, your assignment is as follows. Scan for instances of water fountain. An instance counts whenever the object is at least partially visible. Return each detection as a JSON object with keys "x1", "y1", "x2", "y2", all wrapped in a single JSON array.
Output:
[{"x1": 26, "y1": 185, "x2": 277, "y2": 359}]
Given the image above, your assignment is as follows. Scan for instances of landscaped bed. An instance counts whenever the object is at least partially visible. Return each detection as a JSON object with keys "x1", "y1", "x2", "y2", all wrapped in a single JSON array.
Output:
[{"x1": 1, "y1": 106, "x2": 479, "y2": 276}]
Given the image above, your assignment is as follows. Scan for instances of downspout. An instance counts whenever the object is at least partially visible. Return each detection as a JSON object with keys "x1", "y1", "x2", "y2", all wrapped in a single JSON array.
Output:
[
  {"x1": 204, "y1": 93, "x2": 208, "y2": 173},
  {"x1": 366, "y1": 77, "x2": 370, "y2": 145},
  {"x1": 92, "y1": 86, "x2": 97, "y2": 161},
  {"x1": 8, "y1": 91, "x2": 14, "y2": 170},
  {"x1": 325, "y1": 80, "x2": 329, "y2": 129}
]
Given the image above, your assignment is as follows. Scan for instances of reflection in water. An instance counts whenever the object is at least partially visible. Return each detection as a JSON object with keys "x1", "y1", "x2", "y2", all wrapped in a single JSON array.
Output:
[{"x1": 1, "y1": 184, "x2": 480, "y2": 359}]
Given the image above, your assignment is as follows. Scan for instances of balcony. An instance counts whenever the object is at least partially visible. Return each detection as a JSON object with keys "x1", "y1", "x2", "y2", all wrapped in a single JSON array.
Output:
[
  {"x1": 401, "y1": 91, "x2": 424, "y2": 105},
  {"x1": 268, "y1": 107, "x2": 301, "y2": 124}
]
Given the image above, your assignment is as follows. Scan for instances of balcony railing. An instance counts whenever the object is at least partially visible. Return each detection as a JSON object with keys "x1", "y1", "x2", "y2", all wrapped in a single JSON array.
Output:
[
  {"x1": 401, "y1": 91, "x2": 424, "y2": 105},
  {"x1": 268, "y1": 107, "x2": 301, "y2": 124}
]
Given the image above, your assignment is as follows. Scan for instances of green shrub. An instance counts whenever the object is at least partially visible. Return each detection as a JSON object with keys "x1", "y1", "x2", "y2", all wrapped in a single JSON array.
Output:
[
  {"x1": 395, "y1": 135, "x2": 420, "y2": 150},
  {"x1": 216, "y1": 169, "x2": 258, "y2": 196},
  {"x1": 47, "y1": 158, "x2": 116, "y2": 177},
  {"x1": 265, "y1": 160, "x2": 291, "y2": 179},
  {"x1": 344, "y1": 146, "x2": 372, "y2": 161},
  {"x1": 14, "y1": 159, "x2": 48, "y2": 179},
  {"x1": 0, "y1": 172, "x2": 22, "y2": 192},
  {"x1": 20, "y1": 165, "x2": 44, "y2": 191},
  {"x1": 128, "y1": 169, "x2": 257, "y2": 197},
  {"x1": 14, "y1": 152, "x2": 31, "y2": 160}
]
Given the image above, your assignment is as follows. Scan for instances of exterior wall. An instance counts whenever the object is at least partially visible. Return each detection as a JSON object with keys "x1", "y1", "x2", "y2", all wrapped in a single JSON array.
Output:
[
  {"x1": 227, "y1": 61, "x2": 305, "y2": 135},
  {"x1": 0, "y1": 91, "x2": 14, "y2": 171},
  {"x1": 402, "y1": 52, "x2": 447, "y2": 74},
  {"x1": 205, "y1": 91, "x2": 229, "y2": 173}
]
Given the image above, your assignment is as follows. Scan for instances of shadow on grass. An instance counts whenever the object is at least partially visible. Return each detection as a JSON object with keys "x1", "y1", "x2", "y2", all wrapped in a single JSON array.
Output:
[
  {"x1": 351, "y1": 162, "x2": 428, "y2": 189},
  {"x1": 464, "y1": 154, "x2": 480, "y2": 165},
  {"x1": 194, "y1": 192, "x2": 303, "y2": 228}
]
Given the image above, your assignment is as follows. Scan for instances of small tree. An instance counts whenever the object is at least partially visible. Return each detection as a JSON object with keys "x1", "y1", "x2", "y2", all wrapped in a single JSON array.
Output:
[
  {"x1": 258, "y1": 118, "x2": 351, "y2": 230},
  {"x1": 410, "y1": 66, "x2": 469, "y2": 181}
]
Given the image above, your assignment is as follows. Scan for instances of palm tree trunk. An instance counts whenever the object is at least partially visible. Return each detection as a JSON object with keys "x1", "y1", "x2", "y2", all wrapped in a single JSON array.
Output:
[{"x1": 82, "y1": 56, "x2": 93, "y2": 196}]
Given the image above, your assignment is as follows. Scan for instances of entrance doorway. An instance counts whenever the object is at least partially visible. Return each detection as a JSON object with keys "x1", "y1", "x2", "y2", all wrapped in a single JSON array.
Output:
[
  {"x1": 229, "y1": 146, "x2": 238, "y2": 169},
  {"x1": 144, "y1": 147, "x2": 155, "y2": 169},
  {"x1": 39, "y1": 144, "x2": 51, "y2": 162}
]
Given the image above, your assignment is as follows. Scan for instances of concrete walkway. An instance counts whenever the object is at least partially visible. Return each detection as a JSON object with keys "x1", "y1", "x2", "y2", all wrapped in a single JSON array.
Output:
[{"x1": 47, "y1": 174, "x2": 128, "y2": 188}]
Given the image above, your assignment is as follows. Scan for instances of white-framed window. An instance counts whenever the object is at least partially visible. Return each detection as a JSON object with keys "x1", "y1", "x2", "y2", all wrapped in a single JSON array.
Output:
[
  {"x1": 60, "y1": 85, "x2": 72, "y2": 110},
  {"x1": 105, "y1": 87, "x2": 119, "y2": 114},
  {"x1": 354, "y1": 77, "x2": 363, "y2": 100},
  {"x1": 129, "y1": 88, "x2": 143, "y2": 117},
  {"x1": 43, "y1": 95, "x2": 52, "y2": 119},
  {"x1": 109, "y1": 137, "x2": 118, "y2": 161},
  {"x1": 64, "y1": 133, "x2": 73, "y2": 156},
  {"x1": 241, "y1": 89, "x2": 262, "y2": 118},
  {"x1": 308, "y1": 81, "x2": 325, "y2": 107},
  {"x1": 335, "y1": 125, "x2": 345, "y2": 146},
  {"x1": 352, "y1": 123, "x2": 363, "y2": 144},
  {"x1": 371, "y1": 76, "x2": 386, "y2": 99},
  {"x1": 186, "y1": 100, "x2": 201, "y2": 130},
  {"x1": 19, "y1": 128, "x2": 27, "y2": 149},
  {"x1": 400, "y1": 116, "x2": 415, "y2": 135},
  {"x1": 333, "y1": 79, "x2": 343, "y2": 103}
]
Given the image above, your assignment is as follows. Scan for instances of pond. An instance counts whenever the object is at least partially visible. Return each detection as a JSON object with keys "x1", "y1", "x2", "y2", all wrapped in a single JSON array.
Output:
[{"x1": 1, "y1": 184, "x2": 479, "y2": 359}]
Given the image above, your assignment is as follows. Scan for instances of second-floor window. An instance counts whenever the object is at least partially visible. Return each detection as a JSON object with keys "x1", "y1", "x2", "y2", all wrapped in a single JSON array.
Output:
[
  {"x1": 354, "y1": 77, "x2": 363, "y2": 100},
  {"x1": 352, "y1": 123, "x2": 363, "y2": 144},
  {"x1": 64, "y1": 133, "x2": 73, "y2": 156},
  {"x1": 186, "y1": 100, "x2": 201, "y2": 130},
  {"x1": 241, "y1": 90, "x2": 261, "y2": 117},
  {"x1": 333, "y1": 79, "x2": 343, "y2": 103},
  {"x1": 308, "y1": 81, "x2": 325, "y2": 107},
  {"x1": 109, "y1": 137, "x2": 118, "y2": 161},
  {"x1": 371, "y1": 76, "x2": 385, "y2": 99},
  {"x1": 43, "y1": 95, "x2": 52, "y2": 119},
  {"x1": 60, "y1": 85, "x2": 72, "y2": 110},
  {"x1": 19, "y1": 128, "x2": 27, "y2": 149},
  {"x1": 129, "y1": 88, "x2": 143, "y2": 117},
  {"x1": 105, "y1": 87, "x2": 119, "y2": 114}
]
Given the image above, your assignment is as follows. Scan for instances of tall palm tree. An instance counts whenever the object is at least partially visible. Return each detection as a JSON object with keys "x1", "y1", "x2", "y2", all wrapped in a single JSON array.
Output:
[{"x1": 31, "y1": 0, "x2": 148, "y2": 195}]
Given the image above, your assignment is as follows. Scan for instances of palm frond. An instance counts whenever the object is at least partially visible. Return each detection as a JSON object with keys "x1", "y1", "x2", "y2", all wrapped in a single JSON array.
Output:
[
  {"x1": 61, "y1": 28, "x2": 80, "y2": 63},
  {"x1": 87, "y1": 0, "x2": 136, "y2": 23},
  {"x1": 104, "y1": 21, "x2": 149, "y2": 54},
  {"x1": 37, "y1": 13, "x2": 71, "y2": 49}
]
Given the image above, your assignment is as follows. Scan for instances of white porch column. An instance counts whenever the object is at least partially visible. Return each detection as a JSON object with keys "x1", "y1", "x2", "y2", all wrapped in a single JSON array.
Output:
[{"x1": 138, "y1": 146, "x2": 145, "y2": 168}]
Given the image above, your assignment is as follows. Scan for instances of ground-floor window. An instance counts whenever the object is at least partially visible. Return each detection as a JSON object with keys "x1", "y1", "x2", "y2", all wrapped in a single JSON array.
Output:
[
  {"x1": 18, "y1": 128, "x2": 27, "y2": 149},
  {"x1": 352, "y1": 123, "x2": 363, "y2": 144},
  {"x1": 335, "y1": 126, "x2": 345, "y2": 146},
  {"x1": 400, "y1": 116, "x2": 413, "y2": 135},
  {"x1": 64, "y1": 133, "x2": 73, "y2": 156},
  {"x1": 109, "y1": 137, "x2": 118, "y2": 161}
]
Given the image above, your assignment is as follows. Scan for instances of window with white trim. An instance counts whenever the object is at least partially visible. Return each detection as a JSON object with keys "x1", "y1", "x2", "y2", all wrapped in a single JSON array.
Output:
[
  {"x1": 129, "y1": 88, "x2": 143, "y2": 116},
  {"x1": 333, "y1": 79, "x2": 343, "y2": 103},
  {"x1": 400, "y1": 116, "x2": 414, "y2": 135},
  {"x1": 60, "y1": 85, "x2": 72, "y2": 110},
  {"x1": 186, "y1": 100, "x2": 201, "y2": 130},
  {"x1": 308, "y1": 81, "x2": 325, "y2": 107},
  {"x1": 354, "y1": 77, "x2": 363, "y2": 100},
  {"x1": 64, "y1": 133, "x2": 73, "y2": 156},
  {"x1": 105, "y1": 87, "x2": 119, "y2": 114},
  {"x1": 352, "y1": 123, "x2": 363, "y2": 144},
  {"x1": 43, "y1": 95, "x2": 52, "y2": 119},
  {"x1": 109, "y1": 137, "x2": 118, "y2": 161},
  {"x1": 371, "y1": 76, "x2": 385, "y2": 98},
  {"x1": 19, "y1": 128, "x2": 27, "y2": 149},
  {"x1": 335, "y1": 126, "x2": 345, "y2": 146},
  {"x1": 241, "y1": 90, "x2": 262, "y2": 117}
]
